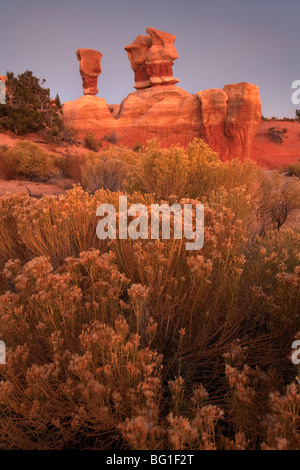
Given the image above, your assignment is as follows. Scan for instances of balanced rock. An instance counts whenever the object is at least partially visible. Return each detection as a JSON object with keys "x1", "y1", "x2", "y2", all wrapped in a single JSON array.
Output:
[
  {"x1": 125, "y1": 35, "x2": 152, "y2": 90},
  {"x1": 125, "y1": 27, "x2": 179, "y2": 90},
  {"x1": 76, "y1": 48, "x2": 102, "y2": 95},
  {"x1": 146, "y1": 27, "x2": 179, "y2": 86}
]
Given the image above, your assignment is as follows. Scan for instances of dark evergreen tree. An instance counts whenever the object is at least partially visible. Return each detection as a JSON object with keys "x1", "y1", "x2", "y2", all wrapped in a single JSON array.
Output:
[
  {"x1": 0, "y1": 70, "x2": 63, "y2": 137},
  {"x1": 54, "y1": 93, "x2": 62, "y2": 109}
]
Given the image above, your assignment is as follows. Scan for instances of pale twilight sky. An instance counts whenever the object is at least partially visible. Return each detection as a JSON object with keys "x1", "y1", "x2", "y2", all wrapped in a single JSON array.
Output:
[{"x1": 0, "y1": 0, "x2": 299, "y2": 117}]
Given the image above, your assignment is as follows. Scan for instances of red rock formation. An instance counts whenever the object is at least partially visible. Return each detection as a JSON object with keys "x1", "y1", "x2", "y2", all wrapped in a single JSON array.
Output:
[
  {"x1": 115, "y1": 85, "x2": 201, "y2": 147},
  {"x1": 64, "y1": 81, "x2": 261, "y2": 159},
  {"x1": 125, "y1": 35, "x2": 152, "y2": 90},
  {"x1": 63, "y1": 95, "x2": 115, "y2": 138},
  {"x1": 125, "y1": 27, "x2": 179, "y2": 90},
  {"x1": 223, "y1": 82, "x2": 261, "y2": 159},
  {"x1": 195, "y1": 83, "x2": 261, "y2": 160},
  {"x1": 63, "y1": 35, "x2": 261, "y2": 160},
  {"x1": 146, "y1": 27, "x2": 179, "y2": 86},
  {"x1": 76, "y1": 48, "x2": 102, "y2": 95},
  {"x1": 196, "y1": 89, "x2": 228, "y2": 159}
]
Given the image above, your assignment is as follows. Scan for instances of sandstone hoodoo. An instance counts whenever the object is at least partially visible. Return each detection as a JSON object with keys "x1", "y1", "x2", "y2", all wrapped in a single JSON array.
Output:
[
  {"x1": 125, "y1": 35, "x2": 152, "y2": 90},
  {"x1": 63, "y1": 48, "x2": 115, "y2": 137},
  {"x1": 76, "y1": 48, "x2": 102, "y2": 95},
  {"x1": 125, "y1": 27, "x2": 179, "y2": 90},
  {"x1": 63, "y1": 28, "x2": 261, "y2": 160},
  {"x1": 146, "y1": 27, "x2": 179, "y2": 87}
]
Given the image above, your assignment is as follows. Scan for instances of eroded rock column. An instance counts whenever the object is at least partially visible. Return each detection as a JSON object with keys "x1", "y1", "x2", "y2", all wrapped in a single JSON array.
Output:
[
  {"x1": 125, "y1": 35, "x2": 152, "y2": 90},
  {"x1": 125, "y1": 27, "x2": 179, "y2": 89},
  {"x1": 76, "y1": 48, "x2": 102, "y2": 95},
  {"x1": 146, "y1": 27, "x2": 179, "y2": 86}
]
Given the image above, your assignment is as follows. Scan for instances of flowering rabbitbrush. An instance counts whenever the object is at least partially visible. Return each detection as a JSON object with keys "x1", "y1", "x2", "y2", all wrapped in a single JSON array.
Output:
[{"x1": 96, "y1": 196, "x2": 204, "y2": 251}]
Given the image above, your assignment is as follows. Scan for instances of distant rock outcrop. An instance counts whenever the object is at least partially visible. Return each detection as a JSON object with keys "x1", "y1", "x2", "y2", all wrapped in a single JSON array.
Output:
[
  {"x1": 63, "y1": 28, "x2": 261, "y2": 160},
  {"x1": 223, "y1": 82, "x2": 261, "y2": 159},
  {"x1": 196, "y1": 83, "x2": 261, "y2": 159}
]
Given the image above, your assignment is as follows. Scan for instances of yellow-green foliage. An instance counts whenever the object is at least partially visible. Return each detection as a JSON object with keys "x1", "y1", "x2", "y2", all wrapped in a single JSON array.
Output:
[
  {"x1": 56, "y1": 147, "x2": 136, "y2": 192},
  {"x1": 0, "y1": 141, "x2": 55, "y2": 180},
  {"x1": 0, "y1": 139, "x2": 300, "y2": 450},
  {"x1": 124, "y1": 139, "x2": 265, "y2": 201},
  {"x1": 80, "y1": 147, "x2": 136, "y2": 192},
  {"x1": 84, "y1": 132, "x2": 100, "y2": 152}
]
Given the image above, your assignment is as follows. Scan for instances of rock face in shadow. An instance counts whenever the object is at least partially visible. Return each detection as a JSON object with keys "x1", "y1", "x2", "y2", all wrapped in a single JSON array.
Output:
[
  {"x1": 196, "y1": 88, "x2": 228, "y2": 158},
  {"x1": 63, "y1": 28, "x2": 261, "y2": 160}
]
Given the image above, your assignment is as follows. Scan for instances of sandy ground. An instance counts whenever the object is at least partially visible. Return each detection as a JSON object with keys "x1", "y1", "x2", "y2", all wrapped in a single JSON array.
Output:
[
  {"x1": 0, "y1": 177, "x2": 74, "y2": 197},
  {"x1": 0, "y1": 131, "x2": 88, "y2": 157},
  {"x1": 252, "y1": 121, "x2": 300, "y2": 169}
]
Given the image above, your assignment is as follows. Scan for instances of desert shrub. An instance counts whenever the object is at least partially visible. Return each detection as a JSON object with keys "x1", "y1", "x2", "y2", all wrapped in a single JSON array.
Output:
[
  {"x1": 288, "y1": 160, "x2": 300, "y2": 178},
  {"x1": 267, "y1": 172, "x2": 300, "y2": 229},
  {"x1": 267, "y1": 127, "x2": 288, "y2": 144},
  {"x1": 0, "y1": 141, "x2": 300, "y2": 449},
  {"x1": 0, "y1": 187, "x2": 154, "y2": 270},
  {"x1": 102, "y1": 131, "x2": 122, "y2": 145},
  {"x1": 53, "y1": 153, "x2": 85, "y2": 182},
  {"x1": 84, "y1": 132, "x2": 100, "y2": 152},
  {"x1": 0, "y1": 145, "x2": 19, "y2": 179},
  {"x1": 124, "y1": 139, "x2": 265, "y2": 202},
  {"x1": 0, "y1": 141, "x2": 55, "y2": 181},
  {"x1": 0, "y1": 246, "x2": 227, "y2": 449},
  {"x1": 124, "y1": 139, "x2": 272, "y2": 238},
  {"x1": 132, "y1": 142, "x2": 144, "y2": 152},
  {"x1": 80, "y1": 148, "x2": 137, "y2": 192},
  {"x1": 55, "y1": 147, "x2": 137, "y2": 192},
  {"x1": 242, "y1": 228, "x2": 300, "y2": 332}
]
